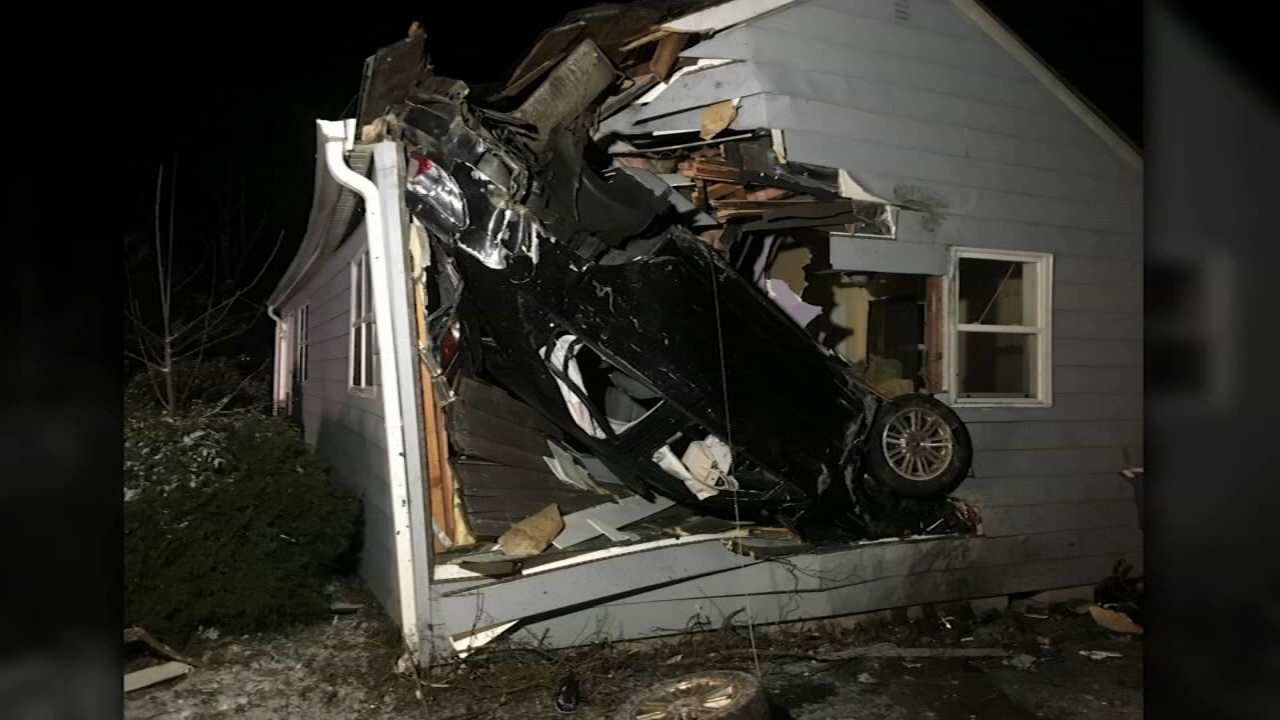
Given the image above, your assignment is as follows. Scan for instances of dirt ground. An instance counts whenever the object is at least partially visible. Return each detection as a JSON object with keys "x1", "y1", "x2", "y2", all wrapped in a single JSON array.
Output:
[{"x1": 125, "y1": 586, "x2": 1142, "y2": 720}]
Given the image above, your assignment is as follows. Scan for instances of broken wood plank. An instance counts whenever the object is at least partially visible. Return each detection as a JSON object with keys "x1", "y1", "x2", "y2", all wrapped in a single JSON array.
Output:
[
  {"x1": 125, "y1": 661, "x2": 193, "y2": 693},
  {"x1": 678, "y1": 158, "x2": 742, "y2": 183},
  {"x1": 329, "y1": 602, "x2": 364, "y2": 614},
  {"x1": 619, "y1": 28, "x2": 670, "y2": 53},
  {"x1": 123, "y1": 626, "x2": 204, "y2": 668},
  {"x1": 699, "y1": 100, "x2": 738, "y2": 140},
  {"x1": 649, "y1": 32, "x2": 688, "y2": 81},
  {"x1": 706, "y1": 183, "x2": 743, "y2": 201},
  {"x1": 711, "y1": 197, "x2": 815, "y2": 210},
  {"x1": 498, "y1": 504, "x2": 564, "y2": 557}
]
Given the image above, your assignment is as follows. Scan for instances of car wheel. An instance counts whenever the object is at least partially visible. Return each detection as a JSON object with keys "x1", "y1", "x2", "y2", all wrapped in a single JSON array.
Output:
[
  {"x1": 865, "y1": 393, "x2": 973, "y2": 498},
  {"x1": 613, "y1": 670, "x2": 769, "y2": 720}
]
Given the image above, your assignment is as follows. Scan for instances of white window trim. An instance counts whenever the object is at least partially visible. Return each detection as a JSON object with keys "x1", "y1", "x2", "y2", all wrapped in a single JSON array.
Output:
[
  {"x1": 349, "y1": 250, "x2": 379, "y2": 397},
  {"x1": 294, "y1": 304, "x2": 309, "y2": 385},
  {"x1": 947, "y1": 247, "x2": 1053, "y2": 408}
]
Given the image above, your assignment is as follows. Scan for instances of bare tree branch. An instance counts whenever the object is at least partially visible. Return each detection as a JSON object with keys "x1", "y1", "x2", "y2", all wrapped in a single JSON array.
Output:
[{"x1": 203, "y1": 359, "x2": 270, "y2": 417}]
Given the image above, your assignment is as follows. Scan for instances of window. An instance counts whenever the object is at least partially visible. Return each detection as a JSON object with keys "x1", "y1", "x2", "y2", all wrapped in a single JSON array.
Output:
[
  {"x1": 350, "y1": 251, "x2": 379, "y2": 392},
  {"x1": 294, "y1": 305, "x2": 309, "y2": 385},
  {"x1": 949, "y1": 248, "x2": 1052, "y2": 406}
]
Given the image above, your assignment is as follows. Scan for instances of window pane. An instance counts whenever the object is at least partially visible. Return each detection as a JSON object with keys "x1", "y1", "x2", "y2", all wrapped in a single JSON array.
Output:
[
  {"x1": 958, "y1": 258, "x2": 1036, "y2": 326},
  {"x1": 365, "y1": 322, "x2": 377, "y2": 387},
  {"x1": 363, "y1": 254, "x2": 374, "y2": 317},
  {"x1": 354, "y1": 258, "x2": 365, "y2": 318},
  {"x1": 351, "y1": 325, "x2": 363, "y2": 386},
  {"x1": 957, "y1": 331, "x2": 1036, "y2": 397}
]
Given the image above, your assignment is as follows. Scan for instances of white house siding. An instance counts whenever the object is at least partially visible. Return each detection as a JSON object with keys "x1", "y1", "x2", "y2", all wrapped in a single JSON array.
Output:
[
  {"x1": 666, "y1": 0, "x2": 1143, "y2": 593},
  {"x1": 279, "y1": 222, "x2": 401, "y2": 618}
]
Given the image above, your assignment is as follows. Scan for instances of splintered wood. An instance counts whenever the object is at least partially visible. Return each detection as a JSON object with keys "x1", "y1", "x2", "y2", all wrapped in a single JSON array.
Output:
[
  {"x1": 679, "y1": 158, "x2": 742, "y2": 183},
  {"x1": 498, "y1": 504, "x2": 564, "y2": 556}
]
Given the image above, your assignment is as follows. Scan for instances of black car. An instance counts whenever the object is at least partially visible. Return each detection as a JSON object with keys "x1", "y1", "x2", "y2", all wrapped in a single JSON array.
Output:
[{"x1": 394, "y1": 74, "x2": 973, "y2": 536}]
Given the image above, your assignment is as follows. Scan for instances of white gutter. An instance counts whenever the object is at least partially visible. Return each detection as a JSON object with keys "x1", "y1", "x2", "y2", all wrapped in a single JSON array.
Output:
[
  {"x1": 268, "y1": 120, "x2": 356, "y2": 310},
  {"x1": 326, "y1": 139, "x2": 424, "y2": 658}
]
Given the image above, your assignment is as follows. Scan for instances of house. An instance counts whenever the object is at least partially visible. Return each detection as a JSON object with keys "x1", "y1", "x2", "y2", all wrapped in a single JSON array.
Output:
[{"x1": 266, "y1": 0, "x2": 1142, "y2": 663}]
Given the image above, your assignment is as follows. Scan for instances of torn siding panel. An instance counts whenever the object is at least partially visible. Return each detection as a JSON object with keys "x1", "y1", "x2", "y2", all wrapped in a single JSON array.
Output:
[
  {"x1": 633, "y1": 62, "x2": 763, "y2": 122},
  {"x1": 516, "y1": 593, "x2": 833, "y2": 648},
  {"x1": 513, "y1": 541, "x2": 1139, "y2": 648},
  {"x1": 604, "y1": 94, "x2": 769, "y2": 135},
  {"x1": 435, "y1": 540, "x2": 761, "y2": 633},
  {"x1": 828, "y1": 235, "x2": 948, "y2": 275}
]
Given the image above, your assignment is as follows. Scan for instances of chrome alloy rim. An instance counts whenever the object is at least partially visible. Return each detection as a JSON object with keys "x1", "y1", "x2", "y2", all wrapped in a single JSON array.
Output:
[{"x1": 881, "y1": 407, "x2": 955, "y2": 481}]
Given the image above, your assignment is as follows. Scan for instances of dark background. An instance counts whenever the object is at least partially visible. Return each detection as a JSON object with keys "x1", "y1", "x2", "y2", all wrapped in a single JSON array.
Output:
[{"x1": 126, "y1": 1, "x2": 1141, "y2": 359}]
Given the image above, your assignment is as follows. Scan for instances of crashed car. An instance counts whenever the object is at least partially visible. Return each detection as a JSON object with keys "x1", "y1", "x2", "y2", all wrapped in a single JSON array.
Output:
[{"x1": 376, "y1": 36, "x2": 973, "y2": 537}]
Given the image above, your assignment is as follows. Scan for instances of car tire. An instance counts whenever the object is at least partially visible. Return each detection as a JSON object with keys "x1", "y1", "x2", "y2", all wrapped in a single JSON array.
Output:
[
  {"x1": 613, "y1": 670, "x2": 769, "y2": 720},
  {"x1": 865, "y1": 393, "x2": 973, "y2": 498}
]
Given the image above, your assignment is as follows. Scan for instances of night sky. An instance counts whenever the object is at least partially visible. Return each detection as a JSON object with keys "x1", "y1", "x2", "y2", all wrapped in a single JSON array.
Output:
[{"x1": 128, "y1": 1, "x2": 1140, "y2": 356}]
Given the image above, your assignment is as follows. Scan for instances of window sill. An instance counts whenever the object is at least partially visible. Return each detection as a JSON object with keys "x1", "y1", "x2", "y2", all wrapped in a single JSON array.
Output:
[
  {"x1": 349, "y1": 386, "x2": 379, "y2": 399},
  {"x1": 950, "y1": 399, "x2": 1053, "y2": 409}
]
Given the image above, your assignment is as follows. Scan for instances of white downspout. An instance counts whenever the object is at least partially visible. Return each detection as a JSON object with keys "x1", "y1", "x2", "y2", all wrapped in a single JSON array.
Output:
[
  {"x1": 325, "y1": 136, "x2": 423, "y2": 658},
  {"x1": 267, "y1": 307, "x2": 284, "y2": 412}
]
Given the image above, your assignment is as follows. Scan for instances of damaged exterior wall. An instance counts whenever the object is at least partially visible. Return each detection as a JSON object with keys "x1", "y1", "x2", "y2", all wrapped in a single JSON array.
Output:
[
  {"x1": 272, "y1": 141, "x2": 415, "y2": 628},
  {"x1": 603, "y1": 0, "x2": 1143, "y2": 610},
  {"x1": 270, "y1": 0, "x2": 1143, "y2": 657},
  {"x1": 277, "y1": 221, "x2": 408, "y2": 617}
]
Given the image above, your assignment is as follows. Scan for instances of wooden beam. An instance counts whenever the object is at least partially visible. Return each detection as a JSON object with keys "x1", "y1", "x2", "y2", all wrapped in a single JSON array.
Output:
[
  {"x1": 411, "y1": 259, "x2": 456, "y2": 552},
  {"x1": 649, "y1": 32, "x2": 688, "y2": 82},
  {"x1": 925, "y1": 275, "x2": 946, "y2": 392}
]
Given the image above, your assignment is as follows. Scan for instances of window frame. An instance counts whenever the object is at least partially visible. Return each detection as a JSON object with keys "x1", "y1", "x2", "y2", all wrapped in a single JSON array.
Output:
[
  {"x1": 947, "y1": 247, "x2": 1054, "y2": 408},
  {"x1": 349, "y1": 250, "x2": 379, "y2": 396},
  {"x1": 294, "y1": 304, "x2": 309, "y2": 385}
]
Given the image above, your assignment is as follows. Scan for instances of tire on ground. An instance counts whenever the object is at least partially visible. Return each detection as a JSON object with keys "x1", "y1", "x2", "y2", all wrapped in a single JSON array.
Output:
[{"x1": 613, "y1": 670, "x2": 769, "y2": 720}]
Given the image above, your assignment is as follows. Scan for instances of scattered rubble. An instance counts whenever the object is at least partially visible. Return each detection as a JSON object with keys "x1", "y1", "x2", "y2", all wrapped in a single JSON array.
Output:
[
  {"x1": 1080, "y1": 650, "x2": 1124, "y2": 661},
  {"x1": 126, "y1": 587, "x2": 1142, "y2": 718}
]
